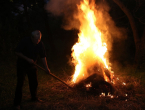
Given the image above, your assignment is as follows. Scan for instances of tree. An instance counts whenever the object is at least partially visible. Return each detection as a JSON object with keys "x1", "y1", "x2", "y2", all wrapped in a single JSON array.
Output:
[{"x1": 110, "y1": 0, "x2": 145, "y2": 70}]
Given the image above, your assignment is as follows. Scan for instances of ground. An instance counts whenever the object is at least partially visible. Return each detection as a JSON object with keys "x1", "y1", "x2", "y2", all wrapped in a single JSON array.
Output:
[{"x1": 0, "y1": 58, "x2": 145, "y2": 110}]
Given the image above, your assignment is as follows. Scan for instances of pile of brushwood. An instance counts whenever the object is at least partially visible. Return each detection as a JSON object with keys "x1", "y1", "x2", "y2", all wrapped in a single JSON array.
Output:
[{"x1": 73, "y1": 67, "x2": 114, "y2": 95}]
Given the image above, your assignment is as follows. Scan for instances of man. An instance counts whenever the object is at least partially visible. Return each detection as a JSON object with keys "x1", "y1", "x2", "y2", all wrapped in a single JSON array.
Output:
[{"x1": 14, "y1": 30, "x2": 50, "y2": 109}]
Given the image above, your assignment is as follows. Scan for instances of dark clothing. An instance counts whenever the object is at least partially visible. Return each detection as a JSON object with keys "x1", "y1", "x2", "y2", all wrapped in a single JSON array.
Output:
[
  {"x1": 15, "y1": 37, "x2": 46, "y2": 67},
  {"x1": 14, "y1": 37, "x2": 46, "y2": 106},
  {"x1": 14, "y1": 65, "x2": 38, "y2": 106}
]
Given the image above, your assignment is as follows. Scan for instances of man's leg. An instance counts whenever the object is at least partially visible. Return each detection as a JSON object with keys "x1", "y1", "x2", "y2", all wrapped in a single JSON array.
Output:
[
  {"x1": 27, "y1": 66, "x2": 38, "y2": 100},
  {"x1": 14, "y1": 66, "x2": 25, "y2": 106}
]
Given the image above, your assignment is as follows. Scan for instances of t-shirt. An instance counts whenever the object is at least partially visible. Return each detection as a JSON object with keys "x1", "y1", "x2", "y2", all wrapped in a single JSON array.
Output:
[{"x1": 15, "y1": 37, "x2": 46, "y2": 67}]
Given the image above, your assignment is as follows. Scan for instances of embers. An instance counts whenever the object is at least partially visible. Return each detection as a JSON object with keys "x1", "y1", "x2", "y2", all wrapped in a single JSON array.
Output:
[{"x1": 73, "y1": 73, "x2": 114, "y2": 95}]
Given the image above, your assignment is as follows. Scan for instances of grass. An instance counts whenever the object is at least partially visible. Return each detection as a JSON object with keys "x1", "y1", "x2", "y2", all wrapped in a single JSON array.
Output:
[{"x1": 0, "y1": 57, "x2": 145, "y2": 110}]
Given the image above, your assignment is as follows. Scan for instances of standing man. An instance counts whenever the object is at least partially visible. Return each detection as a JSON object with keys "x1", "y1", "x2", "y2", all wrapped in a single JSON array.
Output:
[{"x1": 14, "y1": 30, "x2": 50, "y2": 109}]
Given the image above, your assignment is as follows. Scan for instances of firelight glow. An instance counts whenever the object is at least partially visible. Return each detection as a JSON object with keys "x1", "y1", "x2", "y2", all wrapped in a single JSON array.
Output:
[{"x1": 71, "y1": 0, "x2": 112, "y2": 83}]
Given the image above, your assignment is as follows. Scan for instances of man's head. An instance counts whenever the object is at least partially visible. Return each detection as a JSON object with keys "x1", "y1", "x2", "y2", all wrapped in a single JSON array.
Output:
[{"x1": 31, "y1": 30, "x2": 42, "y2": 45}]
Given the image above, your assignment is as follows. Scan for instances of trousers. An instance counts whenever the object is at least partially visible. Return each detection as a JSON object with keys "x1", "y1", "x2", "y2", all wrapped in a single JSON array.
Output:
[{"x1": 14, "y1": 64, "x2": 38, "y2": 106}]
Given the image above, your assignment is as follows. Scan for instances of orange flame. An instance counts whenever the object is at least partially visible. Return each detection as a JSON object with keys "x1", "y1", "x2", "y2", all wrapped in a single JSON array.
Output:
[{"x1": 71, "y1": 0, "x2": 112, "y2": 83}]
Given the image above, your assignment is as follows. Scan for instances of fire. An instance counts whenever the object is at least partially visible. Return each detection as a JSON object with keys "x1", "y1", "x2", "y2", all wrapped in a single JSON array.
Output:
[
  {"x1": 71, "y1": 0, "x2": 113, "y2": 83},
  {"x1": 86, "y1": 82, "x2": 92, "y2": 87}
]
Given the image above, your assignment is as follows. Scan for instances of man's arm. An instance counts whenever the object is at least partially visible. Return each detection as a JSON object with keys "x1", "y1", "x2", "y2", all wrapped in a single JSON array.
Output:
[
  {"x1": 15, "y1": 52, "x2": 34, "y2": 64},
  {"x1": 41, "y1": 57, "x2": 50, "y2": 74}
]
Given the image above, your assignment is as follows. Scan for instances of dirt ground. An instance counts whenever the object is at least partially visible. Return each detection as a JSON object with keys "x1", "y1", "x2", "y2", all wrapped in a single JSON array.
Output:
[
  {"x1": 0, "y1": 61, "x2": 145, "y2": 110},
  {"x1": 10, "y1": 77, "x2": 145, "y2": 109}
]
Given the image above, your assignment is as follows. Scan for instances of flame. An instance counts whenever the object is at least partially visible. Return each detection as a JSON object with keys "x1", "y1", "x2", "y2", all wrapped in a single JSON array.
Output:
[
  {"x1": 71, "y1": 0, "x2": 112, "y2": 83},
  {"x1": 86, "y1": 82, "x2": 92, "y2": 87}
]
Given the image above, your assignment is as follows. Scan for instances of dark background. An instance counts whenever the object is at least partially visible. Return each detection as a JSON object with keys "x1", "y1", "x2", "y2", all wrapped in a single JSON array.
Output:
[{"x1": 0, "y1": 0, "x2": 145, "y2": 70}]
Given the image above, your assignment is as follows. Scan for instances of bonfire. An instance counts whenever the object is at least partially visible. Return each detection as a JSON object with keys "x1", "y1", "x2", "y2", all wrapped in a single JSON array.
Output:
[{"x1": 70, "y1": 0, "x2": 114, "y2": 94}]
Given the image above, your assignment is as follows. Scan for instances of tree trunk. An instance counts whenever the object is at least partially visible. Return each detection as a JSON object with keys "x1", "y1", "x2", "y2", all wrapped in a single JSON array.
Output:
[
  {"x1": 111, "y1": 0, "x2": 141, "y2": 68},
  {"x1": 112, "y1": 0, "x2": 139, "y2": 47},
  {"x1": 138, "y1": 26, "x2": 145, "y2": 70}
]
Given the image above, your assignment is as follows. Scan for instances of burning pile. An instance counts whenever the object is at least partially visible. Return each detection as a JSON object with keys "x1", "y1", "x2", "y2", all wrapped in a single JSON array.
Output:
[
  {"x1": 45, "y1": 0, "x2": 128, "y2": 97},
  {"x1": 71, "y1": 0, "x2": 114, "y2": 94}
]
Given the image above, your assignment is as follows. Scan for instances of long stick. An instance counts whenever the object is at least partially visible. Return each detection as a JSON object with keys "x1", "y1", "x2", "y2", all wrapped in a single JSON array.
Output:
[{"x1": 35, "y1": 63, "x2": 72, "y2": 89}]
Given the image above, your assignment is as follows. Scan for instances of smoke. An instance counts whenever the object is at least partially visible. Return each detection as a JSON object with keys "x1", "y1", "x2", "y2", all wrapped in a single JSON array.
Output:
[
  {"x1": 45, "y1": 0, "x2": 127, "y2": 44},
  {"x1": 45, "y1": 0, "x2": 127, "y2": 80},
  {"x1": 92, "y1": 0, "x2": 127, "y2": 51},
  {"x1": 45, "y1": 0, "x2": 82, "y2": 30}
]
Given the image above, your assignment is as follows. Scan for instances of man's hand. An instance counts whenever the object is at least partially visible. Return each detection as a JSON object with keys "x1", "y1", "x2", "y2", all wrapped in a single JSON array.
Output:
[
  {"x1": 45, "y1": 68, "x2": 51, "y2": 74},
  {"x1": 41, "y1": 57, "x2": 51, "y2": 74}
]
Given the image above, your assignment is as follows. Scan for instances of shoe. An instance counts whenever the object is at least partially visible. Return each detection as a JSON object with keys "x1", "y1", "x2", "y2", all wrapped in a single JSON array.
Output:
[{"x1": 13, "y1": 105, "x2": 20, "y2": 110}]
